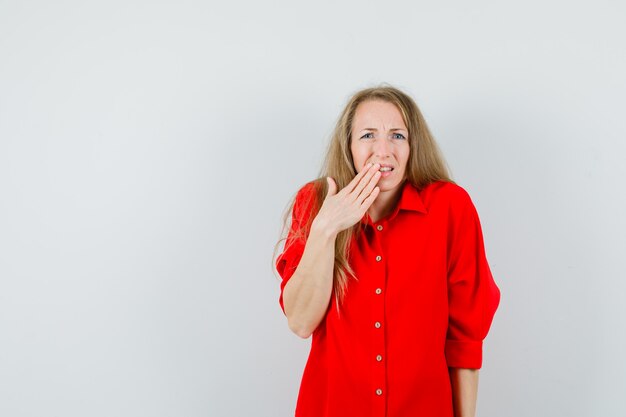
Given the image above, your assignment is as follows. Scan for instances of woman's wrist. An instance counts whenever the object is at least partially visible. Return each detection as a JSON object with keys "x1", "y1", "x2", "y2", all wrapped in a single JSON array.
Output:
[{"x1": 311, "y1": 217, "x2": 339, "y2": 240}]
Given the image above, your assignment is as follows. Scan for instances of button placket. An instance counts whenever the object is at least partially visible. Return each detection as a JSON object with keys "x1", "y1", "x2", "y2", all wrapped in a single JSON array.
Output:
[{"x1": 371, "y1": 224, "x2": 386, "y2": 411}]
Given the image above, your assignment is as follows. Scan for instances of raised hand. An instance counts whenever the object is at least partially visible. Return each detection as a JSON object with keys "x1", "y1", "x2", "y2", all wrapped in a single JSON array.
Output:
[{"x1": 313, "y1": 163, "x2": 381, "y2": 235}]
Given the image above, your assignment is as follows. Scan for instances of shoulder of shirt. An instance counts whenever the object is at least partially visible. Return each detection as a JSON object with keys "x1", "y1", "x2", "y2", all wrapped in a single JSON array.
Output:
[
  {"x1": 297, "y1": 180, "x2": 317, "y2": 195},
  {"x1": 420, "y1": 179, "x2": 471, "y2": 201},
  {"x1": 291, "y1": 180, "x2": 322, "y2": 219},
  {"x1": 419, "y1": 179, "x2": 476, "y2": 213},
  {"x1": 294, "y1": 180, "x2": 319, "y2": 203}
]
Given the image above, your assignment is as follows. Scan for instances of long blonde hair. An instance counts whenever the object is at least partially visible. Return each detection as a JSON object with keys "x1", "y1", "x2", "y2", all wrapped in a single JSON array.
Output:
[{"x1": 273, "y1": 84, "x2": 455, "y2": 315}]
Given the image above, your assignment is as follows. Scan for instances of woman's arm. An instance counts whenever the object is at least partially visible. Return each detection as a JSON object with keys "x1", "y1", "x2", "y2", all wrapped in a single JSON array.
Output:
[
  {"x1": 449, "y1": 367, "x2": 479, "y2": 417},
  {"x1": 280, "y1": 165, "x2": 382, "y2": 338},
  {"x1": 282, "y1": 219, "x2": 338, "y2": 339}
]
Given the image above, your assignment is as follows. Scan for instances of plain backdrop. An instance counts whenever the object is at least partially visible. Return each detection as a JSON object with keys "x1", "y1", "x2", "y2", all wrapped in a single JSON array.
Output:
[{"x1": 1, "y1": 1, "x2": 625, "y2": 416}]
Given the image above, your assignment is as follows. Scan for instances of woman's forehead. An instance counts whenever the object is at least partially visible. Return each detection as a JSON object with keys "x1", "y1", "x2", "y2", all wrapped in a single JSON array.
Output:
[{"x1": 352, "y1": 100, "x2": 407, "y2": 130}]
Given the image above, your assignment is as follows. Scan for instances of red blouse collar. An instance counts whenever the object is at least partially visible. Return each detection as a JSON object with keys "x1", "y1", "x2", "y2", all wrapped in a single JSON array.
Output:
[{"x1": 361, "y1": 180, "x2": 428, "y2": 226}]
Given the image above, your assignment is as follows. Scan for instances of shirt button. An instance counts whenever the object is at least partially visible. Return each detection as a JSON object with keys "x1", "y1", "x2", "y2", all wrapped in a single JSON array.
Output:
[
  {"x1": 374, "y1": 321, "x2": 381, "y2": 328},
  {"x1": 376, "y1": 354, "x2": 383, "y2": 361},
  {"x1": 376, "y1": 255, "x2": 382, "y2": 261},
  {"x1": 376, "y1": 225, "x2": 383, "y2": 231},
  {"x1": 375, "y1": 288, "x2": 382, "y2": 295},
  {"x1": 376, "y1": 388, "x2": 383, "y2": 395}
]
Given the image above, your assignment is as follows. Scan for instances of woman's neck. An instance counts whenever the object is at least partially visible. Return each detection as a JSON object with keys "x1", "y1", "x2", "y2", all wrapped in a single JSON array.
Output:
[{"x1": 367, "y1": 182, "x2": 404, "y2": 223}]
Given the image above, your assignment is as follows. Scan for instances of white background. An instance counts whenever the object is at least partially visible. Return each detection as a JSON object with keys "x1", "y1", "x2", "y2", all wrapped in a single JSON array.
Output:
[{"x1": 1, "y1": 1, "x2": 624, "y2": 416}]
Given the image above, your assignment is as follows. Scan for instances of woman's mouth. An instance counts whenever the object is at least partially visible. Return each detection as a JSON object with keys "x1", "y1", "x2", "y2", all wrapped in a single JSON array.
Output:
[{"x1": 379, "y1": 166, "x2": 394, "y2": 178}]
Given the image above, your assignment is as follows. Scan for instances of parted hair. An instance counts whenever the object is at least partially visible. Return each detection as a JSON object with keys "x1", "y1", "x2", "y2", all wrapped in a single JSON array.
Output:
[{"x1": 273, "y1": 84, "x2": 455, "y2": 316}]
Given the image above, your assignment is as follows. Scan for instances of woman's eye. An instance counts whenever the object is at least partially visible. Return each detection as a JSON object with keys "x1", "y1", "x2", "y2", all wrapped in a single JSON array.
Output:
[{"x1": 360, "y1": 132, "x2": 405, "y2": 139}]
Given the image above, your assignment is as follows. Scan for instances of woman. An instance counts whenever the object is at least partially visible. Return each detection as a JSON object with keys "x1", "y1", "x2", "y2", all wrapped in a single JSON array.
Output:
[{"x1": 273, "y1": 85, "x2": 501, "y2": 417}]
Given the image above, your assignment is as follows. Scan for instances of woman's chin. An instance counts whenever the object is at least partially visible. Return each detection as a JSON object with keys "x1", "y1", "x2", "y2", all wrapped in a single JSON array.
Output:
[{"x1": 377, "y1": 179, "x2": 402, "y2": 193}]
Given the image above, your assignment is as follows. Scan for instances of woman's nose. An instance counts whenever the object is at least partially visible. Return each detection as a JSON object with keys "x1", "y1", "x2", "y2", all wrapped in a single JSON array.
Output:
[{"x1": 373, "y1": 137, "x2": 391, "y2": 156}]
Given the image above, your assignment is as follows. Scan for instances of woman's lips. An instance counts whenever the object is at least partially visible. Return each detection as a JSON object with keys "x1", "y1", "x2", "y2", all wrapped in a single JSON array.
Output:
[
  {"x1": 366, "y1": 163, "x2": 394, "y2": 178},
  {"x1": 379, "y1": 169, "x2": 393, "y2": 178},
  {"x1": 375, "y1": 164, "x2": 394, "y2": 176}
]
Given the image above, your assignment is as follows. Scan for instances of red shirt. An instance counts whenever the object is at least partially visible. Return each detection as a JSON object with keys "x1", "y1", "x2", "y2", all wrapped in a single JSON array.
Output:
[{"x1": 276, "y1": 179, "x2": 501, "y2": 417}]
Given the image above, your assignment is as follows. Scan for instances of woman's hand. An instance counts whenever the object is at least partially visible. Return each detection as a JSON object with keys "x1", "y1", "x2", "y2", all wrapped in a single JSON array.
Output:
[{"x1": 313, "y1": 162, "x2": 381, "y2": 236}]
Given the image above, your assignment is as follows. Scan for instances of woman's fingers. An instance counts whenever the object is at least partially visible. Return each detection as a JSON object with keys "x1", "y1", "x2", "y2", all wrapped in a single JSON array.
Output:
[
  {"x1": 361, "y1": 185, "x2": 380, "y2": 211},
  {"x1": 343, "y1": 162, "x2": 377, "y2": 196},
  {"x1": 357, "y1": 168, "x2": 381, "y2": 207},
  {"x1": 317, "y1": 163, "x2": 381, "y2": 234},
  {"x1": 352, "y1": 163, "x2": 380, "y2": 201}
]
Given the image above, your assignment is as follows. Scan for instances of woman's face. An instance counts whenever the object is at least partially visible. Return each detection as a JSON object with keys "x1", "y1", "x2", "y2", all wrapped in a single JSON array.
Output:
[{"x1": 350, "y1": 99, "x2": 410, "y2": 193}]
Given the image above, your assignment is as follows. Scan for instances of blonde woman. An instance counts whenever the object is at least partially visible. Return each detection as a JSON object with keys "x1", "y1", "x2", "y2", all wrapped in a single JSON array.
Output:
[{"x1": 274, "y1": 85, "x2": 501, "y2": 417}]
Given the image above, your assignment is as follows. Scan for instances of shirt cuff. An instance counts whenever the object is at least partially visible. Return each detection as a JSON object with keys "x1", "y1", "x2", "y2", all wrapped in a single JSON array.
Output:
[{"x1": 445, "y1": 339, "x2": 483, "y2": 369}]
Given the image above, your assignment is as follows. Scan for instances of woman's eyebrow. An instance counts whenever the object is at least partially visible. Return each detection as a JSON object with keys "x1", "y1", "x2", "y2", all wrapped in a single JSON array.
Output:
[{"x1": 360, "y1": 127, "x2": 407, "y2": 132}]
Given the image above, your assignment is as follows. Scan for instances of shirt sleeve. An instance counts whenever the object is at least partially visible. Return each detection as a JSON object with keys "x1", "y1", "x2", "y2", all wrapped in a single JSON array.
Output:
[
  {"x1": 275, "y1": 183, "x2": 314, "y2": 316},
  {"x1": 445, "y1": 188, "x2": 501, "y2": 369}
]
